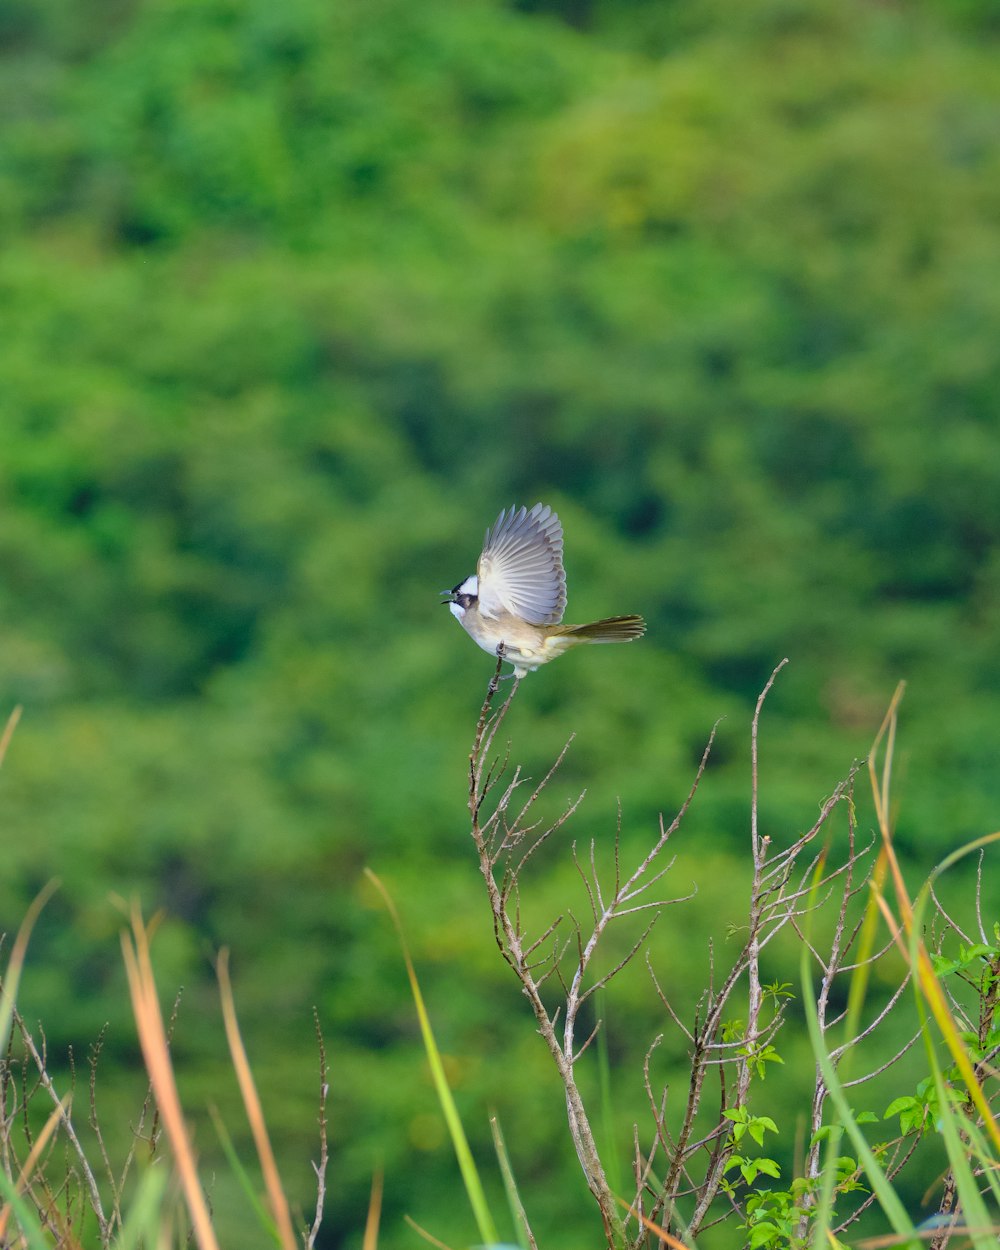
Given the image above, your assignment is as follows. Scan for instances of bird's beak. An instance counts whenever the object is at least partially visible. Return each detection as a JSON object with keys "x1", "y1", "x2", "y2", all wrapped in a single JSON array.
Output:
[{"x1": 440, "y1": 589, "x2": 456, "y2": 604}]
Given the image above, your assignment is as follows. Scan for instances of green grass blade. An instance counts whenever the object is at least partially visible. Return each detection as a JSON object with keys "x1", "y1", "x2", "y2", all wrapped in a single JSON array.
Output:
[
  {"x1": 959, "y1": 1115, "x2": 1000, "y2": 1208},
  {"x1": 209, "y1": 1104, "x2": 280, "y2": 1242},
  {"x1": 490, "y1": 1114, "x2": 534, "y2": 1250},
  {"x1": 925, "y1": 1058, "x2": 994, "y2": 1250},
  {"x1": 366, "y1": 869, "x2": 501, "y2": 1248},
  {"x1": 112, "y1": 1165, "x2": 169, "y2": 1250},
  {"x1": 801, "y1": 942, "x2": 917, "y2": 1245},
  {"x1": 0, "y1": 1166, "x2": 53, "y2": 1249},
  {"x1": 0, "y1": 881, "x2": 60, "y2": 1058},
  {"x1": 800, "y1": 856, "x2": 867, "y2": 1248},
  {"x1": 907, "y1": 886, "x2": 996, "y2": 1249}
]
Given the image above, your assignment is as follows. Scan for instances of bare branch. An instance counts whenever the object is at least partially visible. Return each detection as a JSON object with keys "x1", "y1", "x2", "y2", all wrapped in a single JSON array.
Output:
[{"x1": 751, "y1": 658, "x2": 789, "y2": 861}]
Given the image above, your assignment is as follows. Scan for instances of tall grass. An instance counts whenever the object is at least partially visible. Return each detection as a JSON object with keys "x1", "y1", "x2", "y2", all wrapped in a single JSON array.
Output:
[{"x1": 2, "y1": 689, "x2": 999, "y2": 1248}]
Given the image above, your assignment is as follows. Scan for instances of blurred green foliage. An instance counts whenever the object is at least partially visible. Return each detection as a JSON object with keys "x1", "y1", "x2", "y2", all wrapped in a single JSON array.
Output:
[{"x1": 1, "y1": 0, "x2": 999, "y2": 1244}]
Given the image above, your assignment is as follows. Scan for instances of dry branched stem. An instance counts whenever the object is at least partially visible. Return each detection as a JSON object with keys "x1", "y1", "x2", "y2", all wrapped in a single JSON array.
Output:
[{"x1": 466, "y1": 657, "x2": 910, "y2": 1249}]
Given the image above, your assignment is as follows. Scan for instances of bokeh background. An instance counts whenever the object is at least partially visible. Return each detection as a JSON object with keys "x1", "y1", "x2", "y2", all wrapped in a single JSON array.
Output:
[{"x1": 2, "y1": 0, "x2": 999, "y2": 1245}]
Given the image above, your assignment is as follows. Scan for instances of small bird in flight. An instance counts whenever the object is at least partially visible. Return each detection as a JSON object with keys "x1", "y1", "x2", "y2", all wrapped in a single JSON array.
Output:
[{"x1": 442, "y1": 503, "x2": 646, "y2": 678}]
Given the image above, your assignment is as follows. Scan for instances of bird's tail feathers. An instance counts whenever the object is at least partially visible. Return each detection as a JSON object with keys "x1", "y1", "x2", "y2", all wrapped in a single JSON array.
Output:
[{"x1": 558, "y1": 615, "x2": 646, "y2": 644}]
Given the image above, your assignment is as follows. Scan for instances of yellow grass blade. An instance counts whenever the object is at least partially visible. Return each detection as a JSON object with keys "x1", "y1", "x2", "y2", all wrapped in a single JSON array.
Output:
[
  {"x1": 0, "y1": 705, "x2": 22, "y2": 769},
  {"x1": 618, "y1": 1198, "x2": 693, "y2": 1249},
  {"x1": 216, "y1": 949, "x2": 297, "y2": 1250},
  {"x1": 0, "y1": 1094, "x2": 71, "y2": 1241},
  {"x1": 868, "y1": 690, "x2": 1000, "y2": 1158},
  {"x1": 362, "y1": 1168, "x2": 383, "y2": 1250},
  {"x1": 403, "y1": 1213, "x2": 458, "y2": 1249},
  {"x1": 120, "y1": 904, "x2": 221, "y2": 1250}
]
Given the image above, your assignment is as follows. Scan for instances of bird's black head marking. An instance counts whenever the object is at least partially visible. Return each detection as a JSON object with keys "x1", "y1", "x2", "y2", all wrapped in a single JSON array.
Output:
[{"x1": 442, "y1": 574, "x2": 479, "y2": 610}]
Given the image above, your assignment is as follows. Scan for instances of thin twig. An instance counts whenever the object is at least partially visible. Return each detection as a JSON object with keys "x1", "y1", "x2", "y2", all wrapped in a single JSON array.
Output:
[
  {"x1": 306, "y1": 1007, "x2": 329, "y2": 1250},
  {"x1": 14, "y1": 1010, "x2": 109, "y2": 1241}
]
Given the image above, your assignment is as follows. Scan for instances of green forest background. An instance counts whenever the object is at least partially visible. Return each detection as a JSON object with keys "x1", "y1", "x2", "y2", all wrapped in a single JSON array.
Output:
[{"x1": 2, "y1": 0, "x2": 999, "y2": 1245}]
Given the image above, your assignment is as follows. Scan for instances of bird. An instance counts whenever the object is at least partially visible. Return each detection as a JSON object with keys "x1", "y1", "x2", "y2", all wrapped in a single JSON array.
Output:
[{"x1": 442, "y1": 503, "x2": 646, "y2": 678}]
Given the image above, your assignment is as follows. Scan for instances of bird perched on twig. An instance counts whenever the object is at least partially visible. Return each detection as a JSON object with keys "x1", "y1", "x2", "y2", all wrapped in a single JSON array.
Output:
[{"x1": 442, "y1": 503, "x2": 646, "y2": 678}]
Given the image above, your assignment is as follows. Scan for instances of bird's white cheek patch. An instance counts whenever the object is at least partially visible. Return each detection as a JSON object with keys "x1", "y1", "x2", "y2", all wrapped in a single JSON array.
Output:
[
  {"x1": 449, "y1": 602, "x2": 466, "y2": 622},
  {"x1": 458, "y1": 575, "x2": 478, "y2": 596}
]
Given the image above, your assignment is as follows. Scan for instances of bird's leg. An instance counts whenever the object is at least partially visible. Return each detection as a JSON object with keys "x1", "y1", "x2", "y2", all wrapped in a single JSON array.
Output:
[
  {"x1": 493, "y1": 643, "x2": 521, "y2": 682},
  {"x1": 489, "y1": 643, "x2": 508, "y2": 692}
]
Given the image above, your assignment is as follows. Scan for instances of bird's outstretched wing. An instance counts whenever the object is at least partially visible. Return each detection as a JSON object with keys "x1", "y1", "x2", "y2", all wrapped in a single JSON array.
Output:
[{"x1": 477, "y1": 503, "x2": 566, "y2": 624}]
